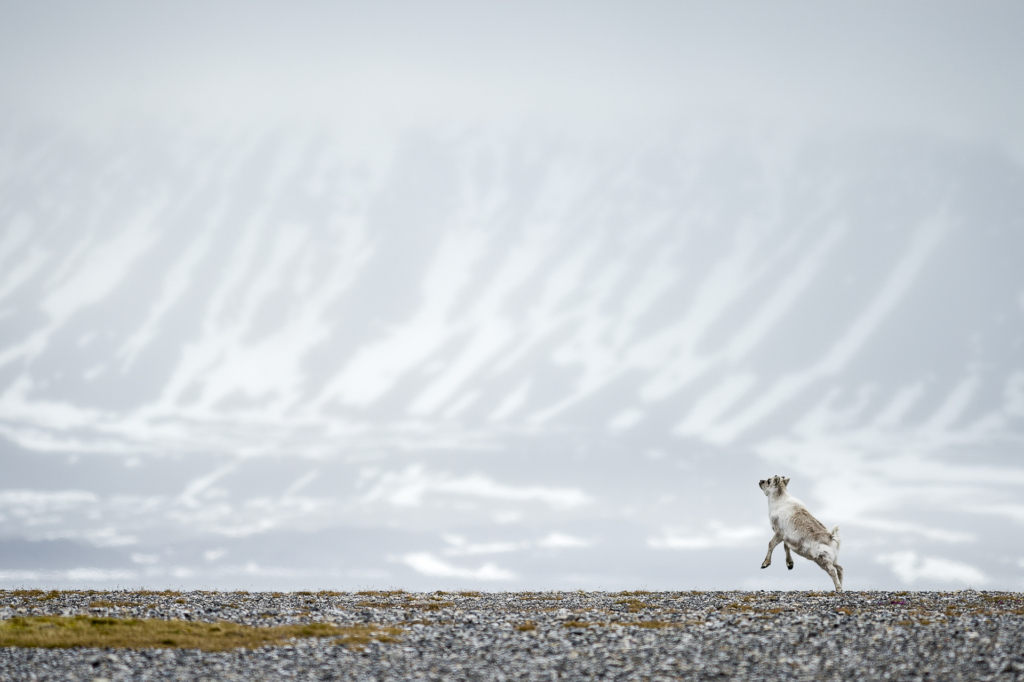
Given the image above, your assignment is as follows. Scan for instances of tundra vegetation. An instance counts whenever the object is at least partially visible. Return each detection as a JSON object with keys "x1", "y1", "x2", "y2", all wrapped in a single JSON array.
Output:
[
  {"x1": 2, "y1": 588, "x2": 1023, "y2": 645},
  {"x1": 0, "y1": 616, "x2": 398, "y2": 651},
  {"x1": 2, "y1": 590, "x2": 1023, "y2": 680}
]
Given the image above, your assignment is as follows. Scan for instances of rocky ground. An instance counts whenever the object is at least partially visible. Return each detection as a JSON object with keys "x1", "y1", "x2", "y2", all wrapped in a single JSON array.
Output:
[{"x1": 1, "y1": 589, "x2": 1023, "y2": 681}]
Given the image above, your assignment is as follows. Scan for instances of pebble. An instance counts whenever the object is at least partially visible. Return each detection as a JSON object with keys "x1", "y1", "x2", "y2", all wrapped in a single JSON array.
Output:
[{"x1": 2, "y1": 589, "x2": 1023, "y2": 680}]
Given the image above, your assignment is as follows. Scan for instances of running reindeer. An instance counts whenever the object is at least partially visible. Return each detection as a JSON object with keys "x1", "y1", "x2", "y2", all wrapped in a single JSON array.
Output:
[{"x1": 758, "y1": 475, "x2": 843, "y2": 592}]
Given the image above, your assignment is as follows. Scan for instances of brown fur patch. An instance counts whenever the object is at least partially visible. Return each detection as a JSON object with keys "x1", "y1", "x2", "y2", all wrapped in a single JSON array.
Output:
[{"x1": 790, "y1": 507, "x2": 831, "y2": 543}]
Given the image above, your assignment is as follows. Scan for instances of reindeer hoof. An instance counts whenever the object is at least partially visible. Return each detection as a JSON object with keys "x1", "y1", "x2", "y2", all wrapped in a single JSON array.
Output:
[
  {"x1": 761, "y1": 561, "x2": 770, "y2": 569},
  {"x1": 787, "y1": 562, "x2": 794, "y2": 570}
]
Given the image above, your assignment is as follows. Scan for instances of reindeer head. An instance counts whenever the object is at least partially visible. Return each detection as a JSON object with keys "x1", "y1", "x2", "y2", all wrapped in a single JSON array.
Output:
[{"x1": 758, "y1": 475, "x2": 790, "y2": 497}]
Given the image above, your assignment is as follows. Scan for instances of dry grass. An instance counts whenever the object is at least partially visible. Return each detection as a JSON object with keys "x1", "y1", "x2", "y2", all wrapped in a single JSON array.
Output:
[
  {"x1": 401, "y1": 601, "x2": 455, "y2": 611},
  {"x1": 636, "y1": 621, "x2": 673, "y2": 629},
  {"x1": 6, "y1": 590, "x2": 64, "y2": 602},
  {"x1": 355, "y1": 590, "x2": 406, "y2": 597},
  {"x1": 357, "y1": 596, "x2": 454, "y2": 611},
  {"x1": 562, "y1": 620, "x2": 676, "y2": 629},
  {"x1": 514, "y1": 593, "x2": 563, "y2": 601},
  {"x1": 614, "y1": 598, "x2": 649, "y2": 613},
  {"x1": 0, "y1": 616, "x2": 403, "y2": 652}
]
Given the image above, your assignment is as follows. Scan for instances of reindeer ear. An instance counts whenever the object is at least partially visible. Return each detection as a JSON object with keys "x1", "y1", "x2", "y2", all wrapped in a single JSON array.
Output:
[{"x1": 782, "y1": 477, "x2": 790, "y2": 486}]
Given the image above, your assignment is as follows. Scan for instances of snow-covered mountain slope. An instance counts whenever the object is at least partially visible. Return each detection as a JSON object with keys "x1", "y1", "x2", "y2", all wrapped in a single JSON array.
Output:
[{"x1": 1, "y1": 126, "x2": 1022, "y2": 590}]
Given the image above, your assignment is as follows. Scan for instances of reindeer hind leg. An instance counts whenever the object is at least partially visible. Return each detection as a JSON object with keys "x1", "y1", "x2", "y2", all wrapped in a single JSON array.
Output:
[{"x1": 815, "y1": 556, "x2": 843, "y2": 593}]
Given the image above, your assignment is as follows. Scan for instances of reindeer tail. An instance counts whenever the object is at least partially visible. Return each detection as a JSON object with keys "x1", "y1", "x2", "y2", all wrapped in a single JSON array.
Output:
[{"x1": 830, "y1": 525, "x2": 841, "y2": 551}]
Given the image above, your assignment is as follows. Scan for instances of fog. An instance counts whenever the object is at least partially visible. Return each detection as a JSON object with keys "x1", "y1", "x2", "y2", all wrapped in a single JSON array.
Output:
[{"x1": 1, "y1": 1, "x2": 1023, "y2": 591}]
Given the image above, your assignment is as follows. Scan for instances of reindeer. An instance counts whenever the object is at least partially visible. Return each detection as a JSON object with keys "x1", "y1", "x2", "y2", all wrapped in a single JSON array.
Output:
[{"x1": 759, "y1": 475, "x2": 843, "y2": 592}]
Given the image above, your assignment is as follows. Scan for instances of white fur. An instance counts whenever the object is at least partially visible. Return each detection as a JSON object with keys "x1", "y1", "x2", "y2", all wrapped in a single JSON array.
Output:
[{"x1": 759, "y1": 475, "x2": 844, "y2": 592}]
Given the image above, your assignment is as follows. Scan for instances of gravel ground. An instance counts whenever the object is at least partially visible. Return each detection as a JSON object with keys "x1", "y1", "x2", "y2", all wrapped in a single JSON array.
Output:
[{"x1": 2, "y1": 589, "x2": 1023, "y2": 681}]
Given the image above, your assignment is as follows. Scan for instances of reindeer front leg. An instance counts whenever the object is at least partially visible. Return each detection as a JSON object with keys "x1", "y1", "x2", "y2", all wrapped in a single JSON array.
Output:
[
  {"x1": 761, "y1": 532, "x2": 784, "y2": 569},
  {"x1": 784, "y1": 543, "x2": 794, "y2": 570}
]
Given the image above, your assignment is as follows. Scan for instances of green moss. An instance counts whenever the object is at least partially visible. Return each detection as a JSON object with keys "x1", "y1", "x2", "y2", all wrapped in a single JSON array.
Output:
[{"x1": 0, "y1": 616, "x2": 403, "y2": 652}]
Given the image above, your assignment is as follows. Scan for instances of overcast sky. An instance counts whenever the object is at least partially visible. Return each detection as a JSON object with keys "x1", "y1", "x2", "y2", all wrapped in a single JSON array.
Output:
[
  {"x1": 1, "y1": 1, "x2": 1023, "y2": 156},
  {"x1": 1, "y1": 1, "x2": 1023, "y2": 591}
]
